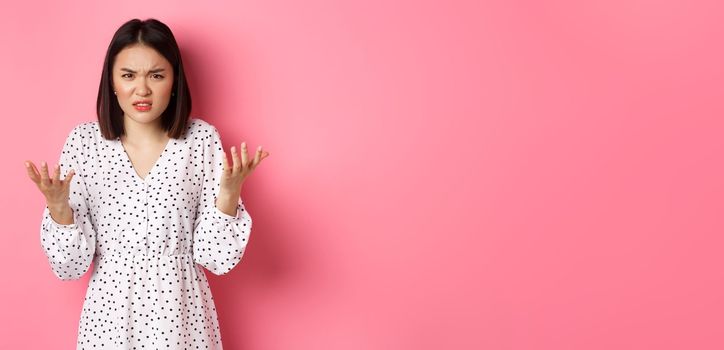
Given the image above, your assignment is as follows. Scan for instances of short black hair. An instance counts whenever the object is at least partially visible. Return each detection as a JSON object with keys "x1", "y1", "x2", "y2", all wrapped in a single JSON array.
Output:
[{"x1": 96, "y1": 18, "x2": 192, "y2": 140}]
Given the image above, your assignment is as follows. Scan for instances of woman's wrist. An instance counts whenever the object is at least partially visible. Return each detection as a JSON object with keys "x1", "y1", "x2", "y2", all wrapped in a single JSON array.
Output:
[
  {"x1": 47, "y1": 200, "x2": 70, "y2": 212},
  {"x1": 47, "y1": 201, "x2": 74, "y2": 225},
  {"x1": 215, "y1": 190, "x2": 241, "y2": 217}
]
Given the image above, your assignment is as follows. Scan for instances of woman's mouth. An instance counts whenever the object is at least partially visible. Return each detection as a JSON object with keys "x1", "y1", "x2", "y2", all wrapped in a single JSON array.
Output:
[{"x1": 134, "y1": 103, "x2": 152, "y2": 111}]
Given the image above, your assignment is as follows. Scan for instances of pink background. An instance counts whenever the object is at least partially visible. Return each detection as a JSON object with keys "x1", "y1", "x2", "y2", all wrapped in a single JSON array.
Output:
[{"x1": 1, "y1": 0, "x2": 723, "y2": 349}]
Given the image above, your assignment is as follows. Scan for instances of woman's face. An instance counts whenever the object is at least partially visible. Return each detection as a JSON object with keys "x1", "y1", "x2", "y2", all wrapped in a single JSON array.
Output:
[{"x1": 112, "y1": 44, "x2": 175, "y2": 126}]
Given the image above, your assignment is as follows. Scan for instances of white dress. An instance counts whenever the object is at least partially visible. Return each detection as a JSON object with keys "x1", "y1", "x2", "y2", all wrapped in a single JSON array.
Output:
[{"x1": 39, "y1": 117, "x2": 252, "y2": 349}]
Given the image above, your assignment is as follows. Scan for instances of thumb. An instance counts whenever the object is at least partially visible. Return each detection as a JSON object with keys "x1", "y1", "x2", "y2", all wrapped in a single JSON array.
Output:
[{"x1": 64, "y1": 169, "x2": 75, "y2": 187}]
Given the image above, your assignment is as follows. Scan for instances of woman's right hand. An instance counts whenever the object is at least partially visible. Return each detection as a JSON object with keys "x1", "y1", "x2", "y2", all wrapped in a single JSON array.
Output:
[{"x1": 26, "y1": 160, "x2": 76, "y2": 224}]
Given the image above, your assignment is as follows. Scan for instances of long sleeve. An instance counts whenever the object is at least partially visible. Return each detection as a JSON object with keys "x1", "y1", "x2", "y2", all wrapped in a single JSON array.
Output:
[
  {"x1": 39, "y1": 125, "x2": 97, "y2": 281},
  {"x1": 192, "y1": 125, "x2": 252, "y2": 275}
]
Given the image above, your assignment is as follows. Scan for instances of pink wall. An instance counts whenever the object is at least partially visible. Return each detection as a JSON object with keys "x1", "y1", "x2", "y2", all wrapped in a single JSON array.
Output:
[{"x1": 2, "y1": 0, "x2": 723, "y2": 349}]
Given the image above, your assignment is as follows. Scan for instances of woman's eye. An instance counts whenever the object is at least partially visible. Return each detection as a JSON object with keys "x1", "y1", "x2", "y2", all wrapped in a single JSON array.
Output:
[{"x1": 120, "y1": 73, "x2": 162, "y2": 79}]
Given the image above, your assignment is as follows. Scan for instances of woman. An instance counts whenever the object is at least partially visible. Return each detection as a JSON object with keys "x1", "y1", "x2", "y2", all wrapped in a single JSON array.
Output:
[{"x1": 24, "y1": 18, "x2": 269, "y2": 349}]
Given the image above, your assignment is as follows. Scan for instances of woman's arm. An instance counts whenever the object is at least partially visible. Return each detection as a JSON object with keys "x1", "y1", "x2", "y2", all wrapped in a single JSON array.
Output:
[
  {"x1": 39, "y1": 125, "x2": 98, "y2": 281},
  {"x1": 192, "y1": 125, "x2": 252, "y2": 276}
]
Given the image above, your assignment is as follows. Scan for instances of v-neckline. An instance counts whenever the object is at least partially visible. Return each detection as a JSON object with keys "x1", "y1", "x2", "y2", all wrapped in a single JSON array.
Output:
[{"x1": 117, "y1": 135, "x2": 174, "y2": 184}]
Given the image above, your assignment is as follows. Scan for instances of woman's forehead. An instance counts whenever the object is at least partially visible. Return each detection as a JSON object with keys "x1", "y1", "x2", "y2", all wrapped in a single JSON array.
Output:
[{"x1": 113, "y1": 45, "x2": 170, "y2": 70}]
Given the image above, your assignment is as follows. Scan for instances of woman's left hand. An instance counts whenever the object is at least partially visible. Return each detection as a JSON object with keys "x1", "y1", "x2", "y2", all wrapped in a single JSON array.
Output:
[{"x1": 219, "y1": 142, "x2": 270, "y2": 197}]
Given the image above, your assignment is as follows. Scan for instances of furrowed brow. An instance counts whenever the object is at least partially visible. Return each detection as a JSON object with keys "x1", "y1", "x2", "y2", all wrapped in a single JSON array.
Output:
[{"x1": 120, "y1": 68, "x2": 166, "y2": 73}]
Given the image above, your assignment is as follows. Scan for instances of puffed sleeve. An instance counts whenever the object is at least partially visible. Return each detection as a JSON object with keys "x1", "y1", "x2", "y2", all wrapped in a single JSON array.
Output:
[
  {"x1": 192, "y1": 125, "x2": 252, "y2": 275},
  {"x1": 39, "y1": 125, "x2": 97, "y2": 281}
]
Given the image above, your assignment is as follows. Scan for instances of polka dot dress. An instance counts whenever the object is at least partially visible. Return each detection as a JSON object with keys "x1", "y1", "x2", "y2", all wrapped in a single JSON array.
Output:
[{"x1": 39, "y1": 117, "x2": 252, "y2": 349}]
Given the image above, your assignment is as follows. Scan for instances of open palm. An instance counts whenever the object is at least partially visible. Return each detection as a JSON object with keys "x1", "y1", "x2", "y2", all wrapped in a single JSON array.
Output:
[
  {"x1": 219, "y1": 142, "x2": 269, "y2": 196},
  {"x1": 25, "y1": 161, "x2": 76, "y2": 205}
]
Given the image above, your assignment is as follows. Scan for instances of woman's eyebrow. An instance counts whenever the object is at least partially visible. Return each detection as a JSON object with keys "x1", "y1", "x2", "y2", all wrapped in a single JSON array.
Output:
[{"x1": 120, "y1": 67, "x2": 166, "y2": 73}]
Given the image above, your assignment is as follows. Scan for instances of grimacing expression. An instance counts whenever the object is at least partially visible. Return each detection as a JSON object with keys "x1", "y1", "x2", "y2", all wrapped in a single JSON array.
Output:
[{"x1": 112, "y1": 44, "x2": 175, "y2": 124}]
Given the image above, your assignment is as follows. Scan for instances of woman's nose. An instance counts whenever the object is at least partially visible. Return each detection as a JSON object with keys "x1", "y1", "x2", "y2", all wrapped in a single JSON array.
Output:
[
  {"x1": 136, "y1": 86, "x2": 150, "y2": 95},
  {"x1": 135, "y1": 80, "x2": 151, "y2": 95}
]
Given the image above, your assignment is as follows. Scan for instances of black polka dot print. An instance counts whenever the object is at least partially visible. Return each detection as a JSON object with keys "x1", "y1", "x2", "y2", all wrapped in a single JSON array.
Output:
[{"x1": 39, "y1": 117, "x2": 253, "y2": 349}]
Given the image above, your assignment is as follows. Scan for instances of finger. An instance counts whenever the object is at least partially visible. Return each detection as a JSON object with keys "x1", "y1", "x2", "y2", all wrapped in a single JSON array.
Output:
[
  {"x1": 64, "y1": 169, "x2": 75, "y2": 189},
  {"x1": 25, "y1": 161, "x2": 40, "y2": 184},
  {"x1": 241, "y1": 142, "x2": 248, "y2": 168},
  {"x1": 39, "y1": 161, "x2": 51, "y2": 186},
  {"x1": 231, "y1": 145, "x2": 241, "y2": 172},
  {"x1": 251, "y1": 146, "x2": 262, "y2": 168},
  {"x1": 221, "y1": 148, "x2": 230, "y2": 173},
  {"x1": 255, "y1": 151, "x2": 270, "y2": 167},
  {"x1": 52, "y1": 163, "x2": 61, "y2": 182}
]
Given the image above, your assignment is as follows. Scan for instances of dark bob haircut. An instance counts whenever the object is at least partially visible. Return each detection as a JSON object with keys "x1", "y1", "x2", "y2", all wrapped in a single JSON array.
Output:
[{"x1": 96, "y1": 18, "x2": 192, "y2": 140}]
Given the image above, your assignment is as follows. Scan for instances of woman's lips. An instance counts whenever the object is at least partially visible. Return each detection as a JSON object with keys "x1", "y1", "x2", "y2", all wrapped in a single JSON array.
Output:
[{"x1": 134, "y1": 103, "x2": 152, "y2": 111}]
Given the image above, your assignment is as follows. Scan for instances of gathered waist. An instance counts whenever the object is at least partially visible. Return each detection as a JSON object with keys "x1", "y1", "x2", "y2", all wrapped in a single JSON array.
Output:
[{"x1": 94, "y1": 252, "x2": 192, "y2": 261}]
